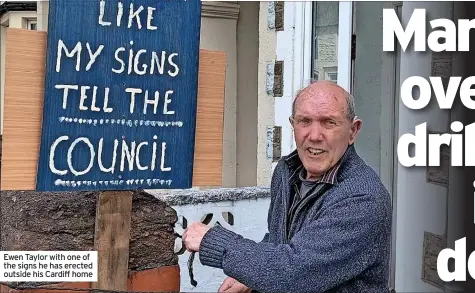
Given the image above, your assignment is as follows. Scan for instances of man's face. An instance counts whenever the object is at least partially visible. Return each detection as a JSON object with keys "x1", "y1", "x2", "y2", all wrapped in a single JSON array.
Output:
[{"x1": 291, "y1": 84, "x2": 362, "y2": 180}]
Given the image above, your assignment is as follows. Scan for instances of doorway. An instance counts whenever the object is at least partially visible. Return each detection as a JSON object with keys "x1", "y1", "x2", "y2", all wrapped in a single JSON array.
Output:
[
  {"x1": 351, "y1": 1, "x2": 402, "y2": 289},
  {"x1": 310, "y1": 2, "x2": 353, "y2": 92},
  {"x1": 303, "y1": 3, "x2": 401, "y2": 287}
]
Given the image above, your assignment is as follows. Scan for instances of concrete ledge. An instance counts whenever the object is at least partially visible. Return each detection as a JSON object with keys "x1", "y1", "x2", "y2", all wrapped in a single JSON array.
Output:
[{"x1": 147, "y1": 186, "x2": 271, "y2": 206}]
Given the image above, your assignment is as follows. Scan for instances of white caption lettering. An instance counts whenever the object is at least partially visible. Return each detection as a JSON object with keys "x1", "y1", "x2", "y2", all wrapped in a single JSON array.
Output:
[{"x1": 384, "y1": 8, "x2": 473, "y2": 52}]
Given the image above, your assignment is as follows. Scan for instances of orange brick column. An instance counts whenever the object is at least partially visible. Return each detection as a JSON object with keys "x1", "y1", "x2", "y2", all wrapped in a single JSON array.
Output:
[{"x1": 0, "y1": 265, "x2": 180, "y2": 293}]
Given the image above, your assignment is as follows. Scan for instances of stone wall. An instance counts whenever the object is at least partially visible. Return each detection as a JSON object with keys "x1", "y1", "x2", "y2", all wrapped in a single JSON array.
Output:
[
  {"x1": 1, "y1": 190, "x2": 178, "y2": 270},
  {"x1": 0, "y1": 189, "x2": 180, "y2": 292}
]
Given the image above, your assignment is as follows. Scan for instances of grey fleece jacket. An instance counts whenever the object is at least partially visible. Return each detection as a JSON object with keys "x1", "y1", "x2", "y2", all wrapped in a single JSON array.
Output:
[{"x1": 198, "y1": 145, "x2": 392, "y2": 293}]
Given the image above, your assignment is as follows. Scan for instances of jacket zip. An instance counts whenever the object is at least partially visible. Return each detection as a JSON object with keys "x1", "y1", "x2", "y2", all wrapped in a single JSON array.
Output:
[
  {"x1": 287, "y1": 184, "x2": 301, "y2": 233},
  {"x1": 282, "y1": 172, "x2": 291, "y2": 243},
  {"x1": 287, "y1": 184, "x2": 329, "y2": 240}
]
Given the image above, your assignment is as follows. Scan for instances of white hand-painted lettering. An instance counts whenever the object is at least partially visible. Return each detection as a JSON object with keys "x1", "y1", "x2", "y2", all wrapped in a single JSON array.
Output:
[
  {"x1": 160, "y1": 142, "x2": 171, "y2": 171},
  {"x1": 117, "y1": 2, "x2": 124, "y2": 26},
  {"x1": 103, "y1": 87, "x2": 113, "y2": 113},
  {"x1": 128, "y1": 4, "x2": 144, "y2": 29},
  {"x1": 125, "y1": 88, "x2": 142, "y2": 114},
  {"x1": 85, "y1": 43, "x2": 105, "y2": 71},
  {"x1": 55, "y1": 85, "x2": 79, "y2": 109},
  {"x1": 98, "y1": 138, "x2": 118, "y2": 173},
  {"x1": 112, "y1": 47, "x2": 126, "y2": 74},
  {"x1": 134, "y1": 49, "x2": 148, "y2": 75},
  {"x1": 163, "y1": 90, "x2": 174, "y2": 115},
  {"x1": 125, "y1": 87, "x2": 176, "y2": 116},
  {"x1": 98, "y1": 0, "x2": 111, "y2": 26},
  {"x1": 135, "y1": 142, "x2": 149, "y2": 170},
  {"x1": 128, "y1": 41, "x2": 135, "y2": 74},
  {"x1": 56, "y1": 40, "x2": 82, "y2": 72},
  {"x1": 112, "y1": 47, "x2": 180, "y2": 77},
  {"x1": 167, "y1": 53, "x2": 179, "y2": 77},
  {"x1": 151, "y1": 51, "x2": 166, "y2": 75},
  {"x1": 143, "y1": 90, "x2": 158, "y2": 114},
  {"x1": 67, "y1": 137, "x2": 95, "y2": 176},
  {"x1": 98, "y1": 1, "x2": 158, "y2": 31},
  {"x1": 147, "y1": 7, "x2": 157, "y2": 30},
  {"x1": 79, "y1": 86, "x2": 91, "y2": 111},
  {"x1": 49, "y1": 136, "x2": 171, "y2": 177},
  {"x1": 90, "y1": 86, "x2": 101, "y2": 112},
  {"x1": 120, "y1": 139, "x2": 136, "y2": 172},
  {"x1": 55, "y1": 179, "x2": 172, "y2": 187},
  {"x1": 151, "y1": 135, "x2": 158, "y2": 171},
  {"x1": 58, "y1": 85, "x2": 114, "y2": 113},
  {"x1": 49, "y1": 136, "x2": 69, "y2": 175}
]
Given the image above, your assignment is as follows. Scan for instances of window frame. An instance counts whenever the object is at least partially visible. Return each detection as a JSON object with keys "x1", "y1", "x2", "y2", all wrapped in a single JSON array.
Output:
[{"x1": 26, "y1": 18, "x2": 37, "y2": 30}]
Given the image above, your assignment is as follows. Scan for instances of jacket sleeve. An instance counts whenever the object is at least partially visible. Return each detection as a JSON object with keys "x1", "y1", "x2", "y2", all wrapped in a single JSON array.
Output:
[{"x1": 198, "y1": 193, "x2": 391, "y2": 293}]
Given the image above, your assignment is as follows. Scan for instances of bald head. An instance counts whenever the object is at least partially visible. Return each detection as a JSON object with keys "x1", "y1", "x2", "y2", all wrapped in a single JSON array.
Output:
[
  {"x1": 290, "y1": 80, "x2": 362, "y2": 180},
  {"x1": 292, "y1": 81, "x2": 355, "y2": 122}
]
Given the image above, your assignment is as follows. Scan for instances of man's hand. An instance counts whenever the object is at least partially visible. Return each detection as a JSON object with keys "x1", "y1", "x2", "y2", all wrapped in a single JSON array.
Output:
[
  {"x1": 182, "y1": 222, "x2": 210, "y2": 252},
  {"x1": 218, "y1": 277, "x2": 251, "y2": 293}
]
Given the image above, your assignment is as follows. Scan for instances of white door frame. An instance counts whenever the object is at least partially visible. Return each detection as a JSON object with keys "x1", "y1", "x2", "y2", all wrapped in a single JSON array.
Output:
[
  {"x1": 293, "y1": 2, "x2": 354, "y2": 93},
  {"x1": 384, "y1": 3, "x2": 402, "y2": 290},
  {"x1": 289, "y1": 1, "x2": 313, "y2": 151},
  {"x1": 337, "y1": 2, "x2": 354, "y2": 93},
  {"x1": 291, "y1": 1, "x2": 354, "y2": 149},
  {"x1": 292, "y1": 2, "x2": 312, "y2": 92}
]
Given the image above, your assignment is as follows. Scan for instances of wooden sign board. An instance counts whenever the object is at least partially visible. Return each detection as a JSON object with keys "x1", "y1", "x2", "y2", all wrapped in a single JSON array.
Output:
[
  {"x1": 1, "y1": 28, "x2": 226, "y2": 191},
  {"x1": 33, "y1": 0, "x2": 202, "y2": 191}
]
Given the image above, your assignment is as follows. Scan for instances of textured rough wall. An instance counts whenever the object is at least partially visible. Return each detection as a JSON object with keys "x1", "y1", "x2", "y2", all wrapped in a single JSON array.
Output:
[
  {"x1": 0, "y1": 136, "x2": 178, "y2": 273},
  {"x1": 0, "y1": 190, "x2": 178, "y2": 272}
]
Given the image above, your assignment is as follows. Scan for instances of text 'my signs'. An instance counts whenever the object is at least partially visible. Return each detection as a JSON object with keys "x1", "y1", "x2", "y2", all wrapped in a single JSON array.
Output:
[{"x1": 36, "y1": 0, "x2": 202, "y2": 191}]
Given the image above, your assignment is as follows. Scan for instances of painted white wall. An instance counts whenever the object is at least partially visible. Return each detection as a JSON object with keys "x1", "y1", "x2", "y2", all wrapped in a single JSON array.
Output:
[
  {"x1": 394, "y1": 2, "x2": 452, "y2": 292},
  {"x1": 172, "y1": 198, "x2": 271, "y2": 292}
]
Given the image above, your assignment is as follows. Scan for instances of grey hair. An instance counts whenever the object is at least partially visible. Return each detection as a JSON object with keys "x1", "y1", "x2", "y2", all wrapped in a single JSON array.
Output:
[{"x1": 291, "y1": 80, "x2": 356, "y2": 122}]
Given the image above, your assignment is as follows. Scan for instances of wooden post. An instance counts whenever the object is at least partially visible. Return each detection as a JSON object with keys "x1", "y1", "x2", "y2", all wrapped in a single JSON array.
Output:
[{"x1": 93, "y1": 191, "x2": 133, "y2": 290}]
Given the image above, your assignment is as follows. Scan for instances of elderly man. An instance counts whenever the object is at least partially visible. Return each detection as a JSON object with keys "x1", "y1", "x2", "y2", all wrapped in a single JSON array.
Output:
[{"x1": 183, "y1": 81, "x2": 392, "y2": 293}]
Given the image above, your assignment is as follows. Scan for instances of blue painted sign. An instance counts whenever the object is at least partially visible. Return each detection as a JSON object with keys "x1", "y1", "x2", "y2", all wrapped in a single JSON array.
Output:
[{"x1": 36, "y1": 0, "x2": 202, "y2": 191}]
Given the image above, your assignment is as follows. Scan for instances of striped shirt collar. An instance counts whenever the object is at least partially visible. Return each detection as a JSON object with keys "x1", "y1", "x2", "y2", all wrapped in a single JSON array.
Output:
[
  {"x1": 298, "y1": 162, "x2": 341, "y2": 185},
  {"x1": 284, "y1": 146, "x2": 349, "y2": 186}
]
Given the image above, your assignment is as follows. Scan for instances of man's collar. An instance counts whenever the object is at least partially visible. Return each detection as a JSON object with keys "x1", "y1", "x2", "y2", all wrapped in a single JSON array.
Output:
[
  {"x1": 284, "y1": 145, "x2": 355, "y2": 186},
  {"x1": 298, "y1": 161, "x2": 341, "y2": 185}
]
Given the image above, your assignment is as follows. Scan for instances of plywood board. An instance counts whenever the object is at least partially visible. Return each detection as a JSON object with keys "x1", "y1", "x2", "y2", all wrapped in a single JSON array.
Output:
[
  {"x1": 1, "y1": 28, "x2": 225, "y2": 190},
  {"x1": 1, "y1": 29, "x2": 46, "y2": 190}
]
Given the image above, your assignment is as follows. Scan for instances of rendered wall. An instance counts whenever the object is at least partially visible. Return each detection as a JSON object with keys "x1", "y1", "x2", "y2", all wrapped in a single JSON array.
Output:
[{"x1": 394, "y1": 2, "x2": 452, "y2": 292}]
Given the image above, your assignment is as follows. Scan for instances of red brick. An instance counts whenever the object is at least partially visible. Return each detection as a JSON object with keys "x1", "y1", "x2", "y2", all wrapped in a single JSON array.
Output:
[
  {"x1": 1, "y1": 266, "x2": 180, "y2": 293},
  {"x1": 128, "y1": 266, "x2": 180, "y2": 292}
]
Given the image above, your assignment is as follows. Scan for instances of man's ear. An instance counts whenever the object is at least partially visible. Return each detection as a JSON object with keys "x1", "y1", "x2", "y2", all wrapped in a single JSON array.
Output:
[{"x1": 349, "y1": 117, "x2": 362, "y2": 145}]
